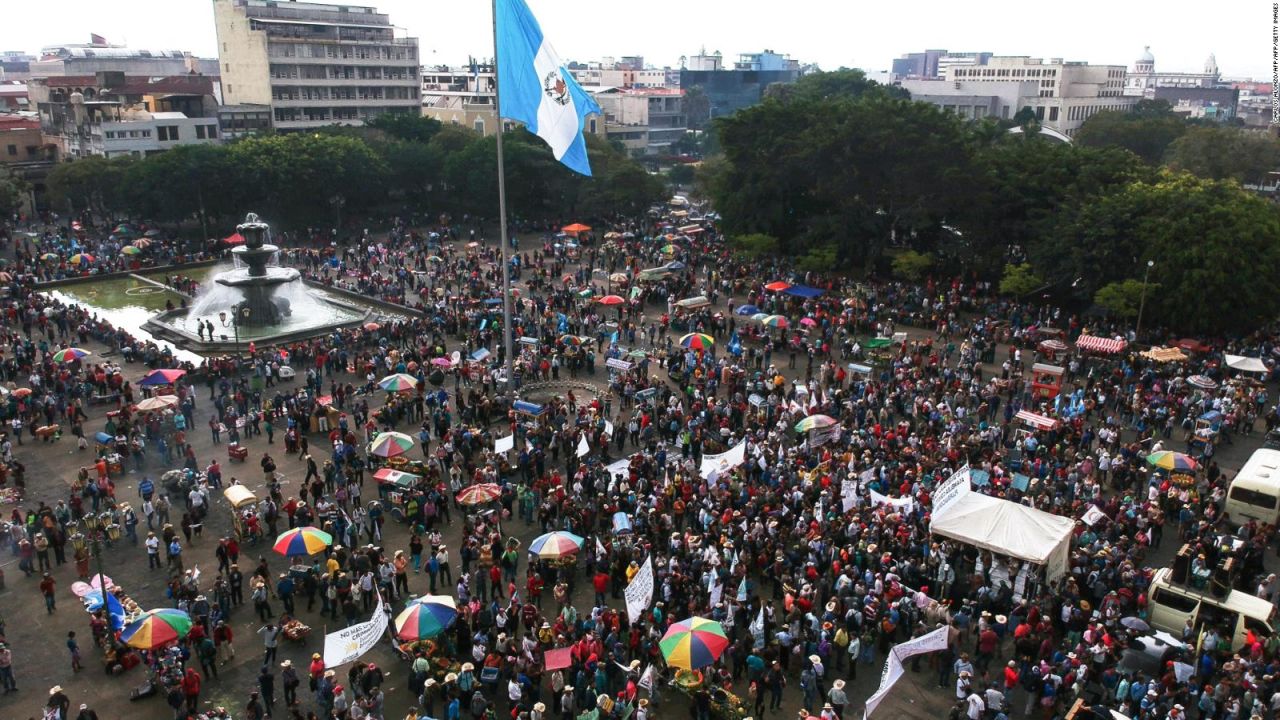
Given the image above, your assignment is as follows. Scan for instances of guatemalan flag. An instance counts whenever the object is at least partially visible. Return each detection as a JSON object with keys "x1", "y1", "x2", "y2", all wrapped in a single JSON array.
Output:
[{"x1": 496, "y1": 0, "x2": 602, "y2": 176}]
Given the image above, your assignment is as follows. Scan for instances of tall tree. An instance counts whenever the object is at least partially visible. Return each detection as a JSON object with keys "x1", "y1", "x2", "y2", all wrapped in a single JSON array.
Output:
[
  {"x1": 1164, "y1": 125, "x2": 1280, "y2": 185},
  {"x1": 0, "y1": 166, "x2": 28, "y2": 219},
  {"x1": 1074, "y1": 99, "x2": 1187, "y2": 164}
]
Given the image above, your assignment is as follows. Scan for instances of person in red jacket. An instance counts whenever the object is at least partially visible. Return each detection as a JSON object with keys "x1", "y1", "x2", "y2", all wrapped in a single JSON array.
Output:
[
  {"x1": 182, "y1": 667, "x2": 202, "y2": 713},
  {"x1": 592, "y1": 571, "x2": 609, "y2": 608}
]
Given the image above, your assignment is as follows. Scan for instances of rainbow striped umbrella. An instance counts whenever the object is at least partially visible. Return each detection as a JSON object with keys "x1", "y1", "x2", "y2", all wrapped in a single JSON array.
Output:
[
  {"x1": 369, "y1": 431, "x2": 415, "y2": 458},
  {"x1": 51, "y1": 347, "x2": 90, "y2": 363},
  {"x1": 528, "y1": 531, "x2": 585, "y2": 560},
  {"x1": 760, "y1": 315, "x2": 789, "y2": 329},
  {"x1": 560, "y1": 335, "x2": 584, "y2": 346},
  {"x1": 659, "y1": 617, "x2": 730, "y2": 670},
  {"x1": 456, "y1": 482, "x2": 501, "y2": 505},
  {"x1": 679, "y1": 333, "x2": 715, "y2": 351},
  {"x1": 41, "y1": 253, "x2": 59, "y2": 262},
  {"x1": 1146, "y1": 451, "x2": 1198, "y2": 472},
  {"x1": 378, "y1": 373, "x2": 419, "y2": 392},
  {"x1": 273, "y1": 526, "x2": 333, "y2": 557},
  {"x1": 394, "y1": 595, "x2": 458, "y2": 641},
  {"x1": 794, "y1": 414, "x2": 837, "y2": 433},
  {"x1": 69, "y1": 253, "x2": 95, "y2": 265},
  {"x1": 120, "y1": 608, "x2": 193, "y2": 649}
]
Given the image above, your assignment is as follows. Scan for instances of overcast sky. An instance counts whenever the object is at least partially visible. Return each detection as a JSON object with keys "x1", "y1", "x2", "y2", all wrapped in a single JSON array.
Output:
[{"x1": 0, "y1": 0, "x2": 1271, "y2": 80}]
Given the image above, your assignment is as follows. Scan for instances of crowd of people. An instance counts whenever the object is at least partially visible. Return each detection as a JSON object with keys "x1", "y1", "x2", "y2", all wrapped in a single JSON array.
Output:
[{"x1": 1, "y1": 205, "x2": 1279, "y2": 720}]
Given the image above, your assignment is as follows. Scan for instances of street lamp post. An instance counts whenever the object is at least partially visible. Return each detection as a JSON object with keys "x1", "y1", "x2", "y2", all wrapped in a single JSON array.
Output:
[
  {"x1": 73, "y1": 512, "x2": 120, "y2": 611},
  {"x1": 1135, "y1": 260, "x2": 1155, "y2": 342}
]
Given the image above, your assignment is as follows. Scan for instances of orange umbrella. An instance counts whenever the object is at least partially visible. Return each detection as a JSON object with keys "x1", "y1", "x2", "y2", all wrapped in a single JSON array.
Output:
[
  {"x1": 562, "y1": 223, "x2": 592, "y2": 234},
  {"x1": 764, "y1": 281, "x2": 791, "y2": 292}
]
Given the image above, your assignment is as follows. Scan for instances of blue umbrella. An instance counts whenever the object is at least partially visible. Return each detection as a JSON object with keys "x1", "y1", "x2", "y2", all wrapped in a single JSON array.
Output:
[
  {"x1": 666, "y1": 260, "x2": 686, "y2": 270},
  {"x1": 83, "y1": 589, "x2": 126, "y2": 630},
  {"x1": 735, "y1": 305, "x2": 760, "y2": 316}
]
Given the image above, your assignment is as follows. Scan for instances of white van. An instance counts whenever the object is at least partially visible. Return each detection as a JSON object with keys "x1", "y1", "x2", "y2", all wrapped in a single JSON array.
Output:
[
  {"x1": 1224, "y1": 449, "x2": 1280, "y2": 526},
  {"x1": 1147, "y1": 567, "x2": 1275, "y2": 651}
]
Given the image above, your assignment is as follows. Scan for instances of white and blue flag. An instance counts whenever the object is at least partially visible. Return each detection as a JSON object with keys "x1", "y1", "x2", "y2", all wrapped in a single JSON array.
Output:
[{"x1": 496, "y1": 0, "x2": 601, "y2": 176}]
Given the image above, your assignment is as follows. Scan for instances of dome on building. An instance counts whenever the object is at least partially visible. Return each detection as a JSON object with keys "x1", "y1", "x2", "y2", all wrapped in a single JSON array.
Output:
[{"x1": 1137, "y1": 46, "x2": 1155, "y2": 63}]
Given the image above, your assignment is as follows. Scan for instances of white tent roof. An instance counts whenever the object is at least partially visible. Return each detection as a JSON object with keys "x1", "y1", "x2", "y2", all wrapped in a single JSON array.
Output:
[
  {"x1": 1225, "y1": 354, "x2": 1268, "y2": 373},
  {"x1": 931, "y1": 493, "x2": 1074, "y2": 567}
]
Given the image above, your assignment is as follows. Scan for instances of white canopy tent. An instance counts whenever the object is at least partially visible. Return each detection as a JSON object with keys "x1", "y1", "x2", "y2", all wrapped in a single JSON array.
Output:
[
  {"x1": 1225, "y1": 354, "x2": 1269, "y2": 373},
  {"x1": 930, "y1": 467, "x2": 1074, "y2": 580}
]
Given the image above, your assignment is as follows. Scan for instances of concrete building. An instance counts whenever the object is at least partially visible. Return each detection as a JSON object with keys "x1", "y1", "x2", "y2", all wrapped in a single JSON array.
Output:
[
  {"x1": 572, "y1": 63, "x2": 671, "y2": 90},
  {"x1": 897, "y1": 78, "x2": 1038, "y2": 121},
  {"x1": 892, "y1": 50, "x2": 992, "y2": 79},
  {"x1": 29, "y1": 72, "x2": 220, "y2": 157},
  {"x1": 421, "y1": 63, "x2": 497, "y2": 135},
  {"x1": 1123, "y1": 47, "x2": 1219, "y2": 97},
  {"x1": 30, "y1": 45, "x2": 218, "y2": 78},
  {"x1": 1153, "y1": 86, "x2": 1239, "y2": 121},
  {"x1": 0, "y1": 82, "x2": 27, "y2": 112},
  {"x1": 1233, "y1": 81, "x2": 1275, "y2": 127},
  {"x1": 0, "y1": 114, "x2": 55, "y2": 215},
  {"x1": 588, "y1": 87, "x2": 684, "y2": 155},
  {"x1": 945, "y1": 56, "x2": 1135, "y2": 136},
  {"x1": 1, "y1": 52, "x2": 34, "y2": 81},
  {"x1": 679, "y1": 49, "x2": 805, "y2": 120},
  {"x1": 212, "y1": 0, "x2": 421, "y2": 130},
  {"x1": 217, "y1": 104, "x2": 273, "y2": 139}
]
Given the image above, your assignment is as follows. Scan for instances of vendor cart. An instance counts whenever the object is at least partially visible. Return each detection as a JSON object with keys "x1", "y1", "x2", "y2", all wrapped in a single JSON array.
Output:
[{"x1": 222, "y1": 485, "x2": 261, "y2": 543}]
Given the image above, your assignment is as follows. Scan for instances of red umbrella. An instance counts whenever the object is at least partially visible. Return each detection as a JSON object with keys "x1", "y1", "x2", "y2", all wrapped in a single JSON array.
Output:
[
  {"x1": 598, "y1": 295, "x2": 625, "y2": 306},
  {"x1": 764, "y1": 281, "x2": 791, "y2": 292}
]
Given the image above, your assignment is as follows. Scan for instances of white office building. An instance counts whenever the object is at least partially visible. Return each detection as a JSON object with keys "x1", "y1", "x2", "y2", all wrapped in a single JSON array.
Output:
[
  {"x1": 213, "y1": 0, "x2": 420, "y2": 130},
  {"x1": 945, "y1": 56, "x2": 1135, "y2": 136}
]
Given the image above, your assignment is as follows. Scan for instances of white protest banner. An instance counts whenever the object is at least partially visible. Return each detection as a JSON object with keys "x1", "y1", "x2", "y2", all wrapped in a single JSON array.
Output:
[
  {"x1": 606, "y1": 357, "x2": 633, "y2": 371},
  {"x1": 323, "y1": 593, "x2": 389, "y2": 667},
  {"x1": 494, "y1": 435, "x2": 515, "y2": 454},
  {"x1": 841, "y1": 478, "x2": 859, "y2": 512},
  {"x1": 638, "y1": 664, "x2": 657, "y2": 691},
  {"x1": 1173, "y1": 662, "x2": 1195, "y2": 683},
  {"x1": 577, "y1": 434, "x2": 590, "y2": 457},
  {"x1": 624, "y1": 556, "x2": 654, "y2": 623},
  {"x1": 700, "y1": 440, "x2": 746, "y2": 480},
  {"x1": 869, "y1": 489, "x2": 914, "y2": 512},
  {"x1": 750, "y1": 605, "x2": 765, "y2": 644},
  {"x1": 864, "y1": 625, "x2": 950, "y2": 719},
  {"x1": 709, "y1": 578, "x2": 723, "y2": 608},
  {"x1": 931, "y1": 466, "x2": 971, "y2": 521},
  {"x1": 1082, "y1": 505, "x2": 1108, "y2": 526},
  {"x1": 748, "y1": 393, "x2": 764, "y2": 407},
  {"x1": 605, "y1": 457, "x2": 633, "y2": 481}
]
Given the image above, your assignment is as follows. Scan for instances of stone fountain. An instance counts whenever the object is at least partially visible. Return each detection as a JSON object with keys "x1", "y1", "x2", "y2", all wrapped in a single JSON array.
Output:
[{"x1": 218, "y1": 213, "x2": 300, "y2": 326}]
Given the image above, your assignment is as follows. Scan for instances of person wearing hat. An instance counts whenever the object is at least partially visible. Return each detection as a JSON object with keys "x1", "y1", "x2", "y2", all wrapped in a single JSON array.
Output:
[
  {"x1": 819, "y1": 677, "x2": 845, "y2": 717},
  {"x1": 47, "y1": 685, "x2": 70, "y2": 720},
  {"x1": 74, "y1": 703, "x2": 99, "y2": 720},
  {"x1": 309, "y1": 652, "x2": 326, "y2": 692},
  {"x1": 635, "y1": 698, "x2": 649, "y2": 720},
  {"x1": 561, "y1": 685, "x2": 578, "y2": 719},
  {"x1": 281, "y1": 659, "x2": 300, "y2": 707}
]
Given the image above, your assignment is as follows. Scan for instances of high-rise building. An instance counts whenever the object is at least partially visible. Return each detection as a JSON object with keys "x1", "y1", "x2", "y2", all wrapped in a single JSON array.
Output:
[
  {"x1": 679, "y1": 49, "x2": 807, "y2": 120},
  {"x1": 421, "y1": 63, "x2": 498, "y2": 135},
  {"x1": 30, "y1": 46, "x2": 218, "y2": 78},
  {"x1": 213, "y1": 0, "x2": 421, "y2": 130},
  {"x1": 891, "y1": 50, "x2": 991, "y2": 79}
]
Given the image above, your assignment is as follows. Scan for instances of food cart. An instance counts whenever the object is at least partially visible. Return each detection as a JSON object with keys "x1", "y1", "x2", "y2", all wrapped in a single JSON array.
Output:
[
  {"x1": 222, "y1": 485, "x2": 260, "y2": 543},
  {"x1": 1192, "y1": 410, "x2": 1223, "y2": 454},
  {"x1": 1031, "y1": 362, "x2": 1065, "y2": 400}
]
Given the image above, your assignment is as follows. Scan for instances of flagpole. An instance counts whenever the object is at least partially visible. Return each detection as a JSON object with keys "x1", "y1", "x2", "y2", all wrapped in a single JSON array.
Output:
[{"x1": 490, "y1": 0, "x2": 516, "y2": 397}]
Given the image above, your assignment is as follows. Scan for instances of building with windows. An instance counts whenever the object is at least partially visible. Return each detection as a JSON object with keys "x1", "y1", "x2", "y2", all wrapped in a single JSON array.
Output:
[
  {"x1": 945, "y1": 56, "x2": 1135, "y2": 136},
  {"x1": 892, "y1": 50, "x2": 992, "y2": 79},
  {"x1": 1123, "y1": 47, "x2": 1220, "y2": 96},
  {"x1": 30, "y1": 45, "x2": 218, "y2": 79},
  {"x1": 213, "y1": 0, "x2": 420, "y2": 130},
  {"x1": 28, "y1": 71, "x2": 221, "y2": 157},
  {"x1": 1, "y1": 52, "x2": 34, "y2": 81},
  {"x1": 420, "y1": 63, "x2": 497, "y2": 135},
  {"x1": 679, "y1": 49, "x2": 806, "y2": 120},
  {"x1": 587, "y1": 87, "x2": 684, "y2": 155},
  {"x1": 896, "y1": 79, "x2": 1038, "y2": 121}
]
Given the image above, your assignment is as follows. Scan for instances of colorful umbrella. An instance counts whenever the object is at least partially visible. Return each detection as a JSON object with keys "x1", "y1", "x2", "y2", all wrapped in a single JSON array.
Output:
[
  {"x1": 680, "y1": 333, "x2": 715, "y2": 351},
  {"x1": 138, "y1": 368, "x2": 186, "y2": 387},
  {"x1": 11, "y1": 387, "x2": 32, "y2": 398},
  {"x1": 273, "y1": 526, "x2": 334, "y2": 557},
  {"x1": 598, "y1": 295, "x2": 626, "y2": 306},
  {"x1": 136, "y1": 395, "x2": 179, "y2": 411},
  {"x1": 121, "y1": 246, "x2": 142, "y2": 256},
  {"x1": 1186, "y1": 375, "x2": 1217, "y2": 390},
  {"x1": 378, "y1": 373, "x2": 419, "y2": 392},
  {"x1": 1146, "y1": 451, "x2": 1199, "y2": 472},
  {"x1": 68, "y1": 253, "x2": 95, "y2": 265},
  {"x1": 560, "y1": 335, "x2": 584, "y2": 346},
  {"x1": 456, "y1": 483, "x2": 501, "y2": 505},
  {"x1": 363, "y1": 321, "x2": 381, "y2": 332},
  {"x1": 51, "y1": 347, "x2": 90, "y2": 363},
  {"x1": 527, "y1": 531, "x2": 585, "y2": 560},
  {"x1": 760, "y1": 315, "x2": 789, "y2": 329},
  {"x1": 799, "y1": 317, "x2": 818, "y2": 327},
  {"x1": 609, "y1": 273, "x2": 630, "y2": 283},
  {"x1": 132, "y1": 238, "x2": 153, "y2": 249},
  {"x1": 659, "y1": 617, "x2": 730, "y2": 670},
  {"x1": 120, "y1": 608, "x2": 193, "y2": 649},
  {"x1": 430, "y1": 357, "x2": 454, "y2": 368},
  {"x1": 370, "y1": 431, "x2": 415, "y2": 458},
  {"x1": 562, "y1": 223, "x2": 592, "y2": 234},
  {"x1": 394, "y1": 595, "x2": 458, "y2": 641},
  {"x1": 659, "y1": 244, "x2": 677, "y2": 255},
  {"x1": 794, "y1": 414, "x2": 837, "y2": 433},
  {"x1": 41, "y1": 253, "x2": 59, "y2": 262},
  {"x1": 764, "y1": 281, "x2": 791, "y2": 292},
  {"x1": 373, "y1": 467, "x2": 421, "y2": 489},
  {"x1": 734, "y1": 305, "x2": 760, "y2": 316}
]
